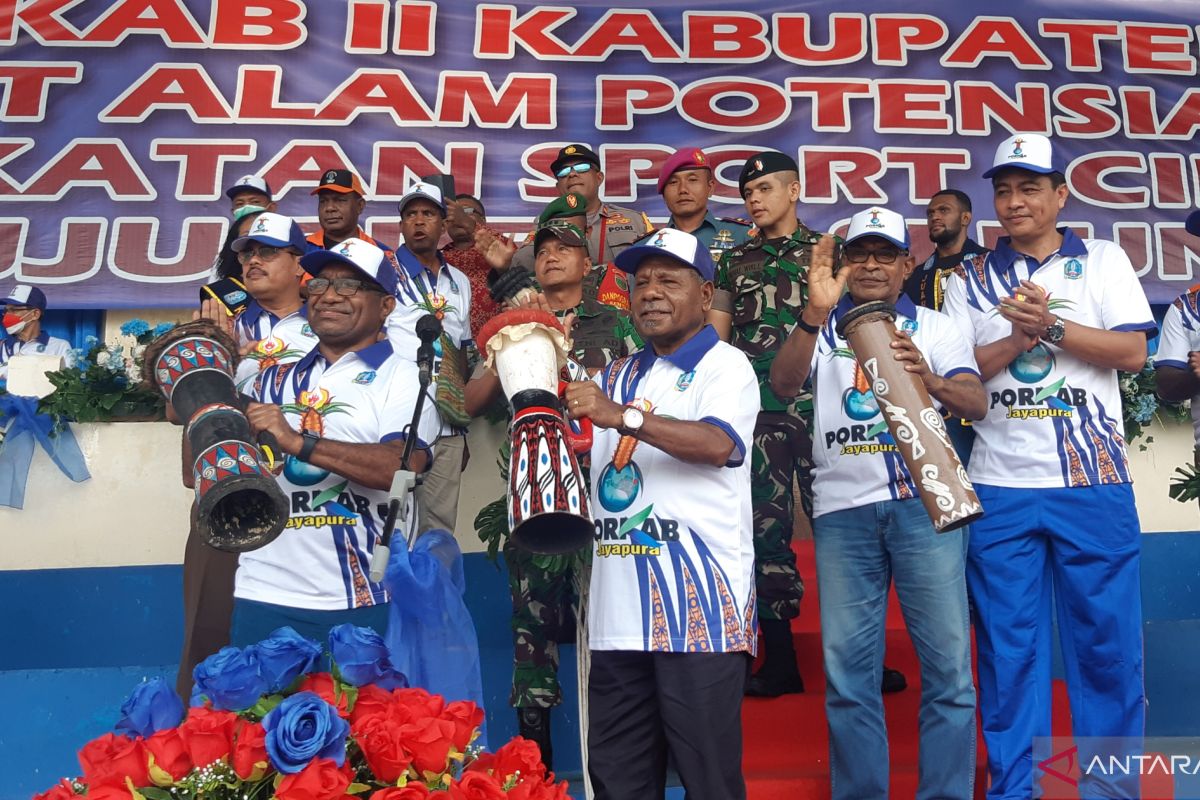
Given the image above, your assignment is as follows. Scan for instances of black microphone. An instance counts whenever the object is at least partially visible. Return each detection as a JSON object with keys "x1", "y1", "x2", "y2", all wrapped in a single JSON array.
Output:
[{"x1": 415, "y1": 313, "x2": 442, "y2": 385}]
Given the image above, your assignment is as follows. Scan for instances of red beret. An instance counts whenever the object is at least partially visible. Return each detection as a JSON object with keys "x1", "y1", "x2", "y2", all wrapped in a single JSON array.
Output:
[{"x1": 657, "y1": 147, "x2": 711, "y2": 194}]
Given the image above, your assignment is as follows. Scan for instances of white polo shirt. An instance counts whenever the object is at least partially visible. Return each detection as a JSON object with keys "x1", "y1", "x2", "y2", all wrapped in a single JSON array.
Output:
[
  {"x1": 942, "y1": 229, "x2": 1156, "y2": 488},
  {"x1": 239, "y1": 339, "x2": 439, "y2": 611},
  {"x1": 0, "y1": 331, "x2": 72, "y2": 365},
  {"x1": 587, "y1": 325, "x2": 760, "y2": 654},
  {"x1": 232, "y1": 301, "x2": 318, "y2": 392},
  {"x1": 1154, "y1": 287, "x2": 1200, "y2": 444},
  {"x1": 385, "y1": 245, "x2": 474, "y2": 435},
  {"x1": 811, "y1": 295, "x2": 979, "y2": 518}
]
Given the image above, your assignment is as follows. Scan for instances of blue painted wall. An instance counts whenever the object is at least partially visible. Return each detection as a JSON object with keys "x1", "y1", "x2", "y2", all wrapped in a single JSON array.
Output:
[{"x1": 3, "y1": 533, "x2": 1198, "y2": 800}]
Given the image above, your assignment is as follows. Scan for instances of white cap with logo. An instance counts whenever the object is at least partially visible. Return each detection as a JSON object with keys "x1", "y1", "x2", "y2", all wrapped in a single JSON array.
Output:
[
  {"x1": 844, "y1": 207, "x2": 910, "y2": 250},
  {"x1": 397, "y1": 181, "x2": 446, "y2": 217},
  {"x1": 982, "y1": 133, "x2": 1063, "y2": 179}
]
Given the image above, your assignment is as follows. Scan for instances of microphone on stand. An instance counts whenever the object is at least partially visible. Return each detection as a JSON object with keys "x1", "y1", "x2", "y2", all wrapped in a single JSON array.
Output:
[
  {"x1": 369, "y1": 313, "x2": 441, "y2": 583},
  {"x1": 415, "y1": 313, "x2": 442, "y2": 386}
]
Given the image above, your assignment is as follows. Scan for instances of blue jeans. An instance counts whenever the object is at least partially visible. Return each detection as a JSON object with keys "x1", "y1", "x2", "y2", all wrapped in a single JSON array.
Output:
[{"x1": 813, "y1": 498, "x2": 976, "y2": 800}]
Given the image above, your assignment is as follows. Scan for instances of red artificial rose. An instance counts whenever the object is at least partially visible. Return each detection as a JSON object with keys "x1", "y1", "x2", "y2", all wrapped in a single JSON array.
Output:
[
  {"x1": 447, "y1": 771, "x2": 506, "y2": 800},
  {"x1": 504, "y1": 777, "x2": 570, "y2": 800},
  {"x1": 490, "y1": 737, "x2": 546, "y2": 782},
  {"x1": 144, "y1": 729, "x2": 193, "y2": 783},
  {"x1": 77, "y1": 733, "x2": 150, "y2": 789},
  {"x1": 370, "y1": 786, "x2": 430, "y2": 800},
  {"x1": 32, "y1": 779, "x2": 78, "y2": 800},
  {"x1": 84, "y1": 785, "x2": 136, "y2": 800},
  {"x1": 231, "y1": 720, "x2": 270, "y2": 780},
  {"x1": 297, "y1": 673, "x2": 351, "y2": 718},
  {"x1": 274, "y1": 758, "x2": 351, "y2": 800},
  {"x1": 353, "y1": 713, "x2": 414, "y2": 783},
  {"x1": 399, "y1": 717, "x2": 457, "y2": 775},
  {"x1": 177, "y1": 706, "x2": 237, "y2": 767},
  {"x1": 392, "y1": 687, "x2": 444, "y2": 718},
  {"x1": 441, "y1": 701, "x2": 484, "y2": 752},
  {"x1": 348, "y1": 683, "x2": 392, "y2": 724}
]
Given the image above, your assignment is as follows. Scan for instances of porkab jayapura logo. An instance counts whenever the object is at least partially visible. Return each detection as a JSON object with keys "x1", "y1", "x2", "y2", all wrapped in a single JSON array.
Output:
[
  {"x1": 252, "y1": 216, "x2": 269, "y2": 233},
  {"x1": 1036, "y1": 737, "x2": 1199, "y2": 799},
  {"x1": 867, "y1": 209, "x2": 884, "y2": 228},
  {"x1": 1011, "y1": 137, "x2": 1027, "y2": 158}
]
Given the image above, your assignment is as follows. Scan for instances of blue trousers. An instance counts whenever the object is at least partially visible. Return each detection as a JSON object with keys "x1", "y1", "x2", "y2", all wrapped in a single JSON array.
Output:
[
  {"x1": 814, "y1": 498, "x2": 976, "y2": 800},
  {"x1": 230, "y1": 598, "x2": 389, "y2": 652},
  {"x1": 968, "y1": 484, "x2": 1145, "y2": 800}
]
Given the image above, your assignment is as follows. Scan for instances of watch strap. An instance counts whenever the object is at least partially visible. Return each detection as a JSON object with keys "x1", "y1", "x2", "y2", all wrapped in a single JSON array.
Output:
[
  {"x1": 796, "y1": 314, "x2": 821, "y2": 335},
  {"x1": 299, "y1": 431, "x2": 319, "y2": 462}
]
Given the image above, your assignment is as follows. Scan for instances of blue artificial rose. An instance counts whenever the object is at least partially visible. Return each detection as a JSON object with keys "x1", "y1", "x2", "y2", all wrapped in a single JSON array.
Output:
[
  {"x1": 119, "y1": 319, "x2": 150, "y2": 338},
  {"x1": 262, "y1": 691, "x2": 350, "y2": 773},
  {"x1": 191, "y1": 645, "x2": 269, "y2": 711},
  {"x1": 114, "y1": 678, "x2": 185, "y2": 738},
  {"x1": 327, "y1": 624, "x2": 406, "y2": 689},
  {"x1": 253, "y1": 627, "x2": 323, "y2": 693},
  {"x1": 152, "y1": 322, "x2": 176, "y2": 338}
]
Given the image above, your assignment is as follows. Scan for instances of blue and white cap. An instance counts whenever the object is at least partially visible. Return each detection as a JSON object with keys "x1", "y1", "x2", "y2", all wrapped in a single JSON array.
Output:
[
  {"x1": 224, "y1": 173, "x2": 272, "y2": 199},
  {"x1": 844, "y1": 207, "x2": 910, "y2": 250},
  {"x1": 1185, "y1": 209, "x2": 1200, "y2": 238},
  {"x1": 982, "y1": 133, "x2": 1064, "y2": 179},
  {"x1": 300, "y1": 238, "x2": 399, "y2": 296},
  {"x1": 0, "y1": 284, "x2": 47, "y2": 310},
  {"x1": 232, "y1": 212, "x2": 306, "y2": 253},
  {"x1": 614, "y1": 228, "x2": 715, "y2": 282},
  {"x1": 397, "y1": 181, "x2": 446, "y2": 217}
]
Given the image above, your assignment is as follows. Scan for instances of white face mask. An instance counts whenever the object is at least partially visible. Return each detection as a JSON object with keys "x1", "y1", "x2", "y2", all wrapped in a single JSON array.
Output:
[{"x1": 3, "y1": 312, "x2": 27, "y2": 335}]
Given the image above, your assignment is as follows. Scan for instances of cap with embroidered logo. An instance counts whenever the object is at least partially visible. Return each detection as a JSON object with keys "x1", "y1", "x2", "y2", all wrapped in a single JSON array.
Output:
[
  {"x1": 397, "y1": 181, "x2": 446, "y2": 217},
  {"x1": 300, "y1": 238, "x2": 398, "y2": 296},
  {"x1": 231, "y1": 212, "x2": 307, "y2": 253},
  {"x1": 549, "y1": 144, "x2": 601, "y2": 176},
  {"x1": 982, "y1": 133, "x2": 1065, "y2": 179},
  {"x1": 534, "y1": 219, "x2": 588, "y2": 251},
  {"x1": 0, "y1": 284, "x2": 47, "y2": 311},
  {"x1": 615, "y1": 228, "x2": 714, "y2": 282},
  {"x1": 225, "y1": 174, "x2": 272, "y2": 200},
  {"x1": 738, "y1": 151, "x2": 799, "y2": 192},
  {"x1": 311, "y1": 169, "x2": 366, "y2": 196},
  {"x1": 844, "y1": 207, "x2": 910, "y2": 251},
  {"x1": 538, "y1": 193, "x2": 588, "y2": 225},
  {"x1": 658, "y1": 147, "x2": 711, "y2": 194}
]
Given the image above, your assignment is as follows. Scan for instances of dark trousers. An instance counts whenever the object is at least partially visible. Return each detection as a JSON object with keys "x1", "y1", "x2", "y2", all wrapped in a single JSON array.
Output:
[
  {"x1": 588, "y1": 649, "x2": 750, "y2": 800},
  {"x1": 175, "y1": 507, "x2": 239, "y2": 699}
]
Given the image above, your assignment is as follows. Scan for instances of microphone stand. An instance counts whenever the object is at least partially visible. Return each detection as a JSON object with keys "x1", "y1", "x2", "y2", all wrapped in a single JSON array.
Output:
[{"x1": 367, "y1": 366, "x2": 432, "y2": 583}]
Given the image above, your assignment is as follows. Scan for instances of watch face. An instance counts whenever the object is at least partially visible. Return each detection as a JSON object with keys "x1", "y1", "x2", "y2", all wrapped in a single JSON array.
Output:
[{"x1": 623, "y1": 407, "x2": 644, "y2": 430}]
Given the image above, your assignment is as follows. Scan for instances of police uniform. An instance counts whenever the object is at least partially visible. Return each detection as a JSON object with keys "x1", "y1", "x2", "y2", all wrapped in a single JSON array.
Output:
[
  {"x1": 511, "y1": 181, "x2": 655, "y2": 273},
  {"x1": 712, "y1": 154, "x2": 820, "y2": 624}
]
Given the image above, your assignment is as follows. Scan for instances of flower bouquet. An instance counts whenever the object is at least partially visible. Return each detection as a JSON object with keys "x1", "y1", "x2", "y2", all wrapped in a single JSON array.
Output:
[
  {"x1": 1118, "y1": 359, "x2": 1190, "y2": 451},
  {"x1": 33, "y1": 625, "x2": 568, "y2": 800}
]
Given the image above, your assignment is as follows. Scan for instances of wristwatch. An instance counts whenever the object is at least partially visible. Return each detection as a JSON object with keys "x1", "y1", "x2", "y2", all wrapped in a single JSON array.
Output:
[
  {"x1": 298, "y1": 430, "x2": 320, "y2": 462},
  {"x1": 620, "y1": 407, "x2": 645, "y2": 436},
  {"x1": 1042, "y1": 316, "x2": 1066, "y2": 345}
]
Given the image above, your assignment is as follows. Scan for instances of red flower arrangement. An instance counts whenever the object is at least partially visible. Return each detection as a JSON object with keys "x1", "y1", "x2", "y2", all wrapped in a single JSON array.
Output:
[{"x1": 33, "y1": 626, "x2": 568, "y2": 800}]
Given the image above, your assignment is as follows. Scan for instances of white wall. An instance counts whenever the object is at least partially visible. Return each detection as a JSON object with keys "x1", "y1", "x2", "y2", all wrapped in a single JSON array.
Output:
[{"x1": 1, "y1": 417, "x2": 1194, "y2": 572}]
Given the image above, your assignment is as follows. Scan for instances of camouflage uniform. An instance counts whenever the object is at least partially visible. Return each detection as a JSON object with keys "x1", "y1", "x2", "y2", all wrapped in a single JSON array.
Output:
[
  {"x1": 479, "y1": 291, "x2": 642, "y2": 709},
  {"x1": 713, "y1": 222, "x2": 822, "y2": 621}
]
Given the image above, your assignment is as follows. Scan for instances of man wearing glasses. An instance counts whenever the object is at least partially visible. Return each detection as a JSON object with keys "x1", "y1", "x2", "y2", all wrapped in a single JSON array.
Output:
[
  {"x1": 769, "y1": 207, "x2": 983, "y2": 800},
  {"x1": 0, "y1": 285, "x2": 72, "y2": 377},
  {"x1": 235, "y1": 238, "x2": 439, "y2": 646},
  {"x1": 511, "y1": 144, "x2": 653, "y2": 271}
]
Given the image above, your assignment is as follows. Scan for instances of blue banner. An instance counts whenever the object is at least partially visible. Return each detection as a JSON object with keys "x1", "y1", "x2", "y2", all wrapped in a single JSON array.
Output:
[{"x1": 0, "y1": 0, "x2": 1197, "y2": 306}]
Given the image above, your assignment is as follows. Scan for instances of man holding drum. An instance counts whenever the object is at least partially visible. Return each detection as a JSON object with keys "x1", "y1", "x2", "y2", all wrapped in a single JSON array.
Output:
[
  {"x1": 565, "y1": 228, "x2": 758, "y2": 800},
  {"x1": 770, "y1": 207, "x2": 984, "y2": 800}
]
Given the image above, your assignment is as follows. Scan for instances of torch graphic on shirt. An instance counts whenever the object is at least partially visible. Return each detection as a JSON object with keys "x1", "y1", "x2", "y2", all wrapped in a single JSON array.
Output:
[{"x1": 614, "y1": 399, "x2": 654, "y2": 470}]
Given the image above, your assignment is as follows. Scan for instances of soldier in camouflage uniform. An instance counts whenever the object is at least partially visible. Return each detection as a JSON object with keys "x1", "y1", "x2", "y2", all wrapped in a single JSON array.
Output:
[
  {"x1": 711, "y1": 151, "x2": 820, "y2": 697},
  {"x1": 474, "y1": 218, "x2": 641, "y2": 769}
]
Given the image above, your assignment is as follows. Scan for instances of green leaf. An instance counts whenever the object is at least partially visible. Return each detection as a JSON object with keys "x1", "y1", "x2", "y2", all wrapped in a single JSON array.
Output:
[{"x1": 137, "y1": 788, "x2": 173, "y2": 800}]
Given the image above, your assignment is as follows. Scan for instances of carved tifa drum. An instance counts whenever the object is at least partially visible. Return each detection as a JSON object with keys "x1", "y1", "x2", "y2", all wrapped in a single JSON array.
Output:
[
  {"x1": 142, "y1": 320, "x2": 289, "y2": 552},
  {"x1": 479, "y1": 308, "x2": 593, "y2": 554},
  {"x1": 835, "y1": 301, "x2": 983, "y2": 532}
]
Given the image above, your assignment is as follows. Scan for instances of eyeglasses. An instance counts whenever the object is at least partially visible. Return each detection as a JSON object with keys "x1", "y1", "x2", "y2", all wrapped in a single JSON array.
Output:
[
  {"x1": 843, "y1": 246, "x2": 906, "y2": 264},
  {"x1": 555, "y1": 163, "x2": 596, "y2": 179},
  {"x1": 459, "y1": 206, "x2": 481, "y2": 216},
  {"x1": 237, "y1": 245, "x2": 292, "y2": 264},
  {"x1": 307, "y1": 277, "x2": 387, "y2": 297}
]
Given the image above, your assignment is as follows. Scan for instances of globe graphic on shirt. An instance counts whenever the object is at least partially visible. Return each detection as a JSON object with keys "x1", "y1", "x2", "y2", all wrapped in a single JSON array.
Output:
[
  {"x1": 842, "y1": 387, "x2": 880, "y2": 421},
  {"x1": 597, "y1": 461, "x2": 643, "y2": 512},
  {"x1": 1009, "y1": 342, "x2": 1055, "y2": 384},
  {"x1": 284, "y1": 456, "x2": 331, "y2": 486}
]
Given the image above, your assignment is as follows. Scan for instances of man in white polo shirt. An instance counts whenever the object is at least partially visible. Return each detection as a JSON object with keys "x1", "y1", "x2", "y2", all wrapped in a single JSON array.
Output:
[
  {"x1": 565, "y1": 228, "x2": 758, "y2": 800},
  {"x1": 770, "y1": 207, "x2": 984, "y2": 800},
  {"x1": 387, "y1": 181, "x2": 475, "y2": 538},
  {"x1": 0, "y1": 285, "x2": 72, "y2": 378},
  {"x1": 234, "y1": 238, "x2": 439, "y2": 645},
  {"x1": 1155, "y1": 209, "x2": 1200, "y2": 488},
  {"x1": 942, "y1": 134, "x2": 1155, "y2": 799}
]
